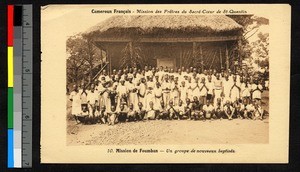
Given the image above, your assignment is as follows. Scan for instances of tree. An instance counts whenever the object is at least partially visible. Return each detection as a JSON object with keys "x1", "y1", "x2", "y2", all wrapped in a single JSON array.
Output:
[
  {"x1": 227, "y1": 15, "x2": 269, "y2": 71},
  {"x1": 252, "y1": 32, "x2": 269, "y2": 68},
  {"x1": 66, "y1": 34, "x2": 103, "y2": 87}
]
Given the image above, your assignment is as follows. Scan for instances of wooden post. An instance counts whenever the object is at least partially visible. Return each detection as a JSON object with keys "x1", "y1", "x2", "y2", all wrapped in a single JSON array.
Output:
[
  {"x1": 225, "y1": 44, "x2": 229, "y2": 71},
  {"x1": 129, "y1": 41, "x2": 133, "y2": 67},
  {"x1": 200, "y1": 44, "x2": 203, "y2": 72},
  {"x1": 219, "y1": 47, "x2": 223, "y2": 70},
  {"x1": 238, "y1": 39, "x2": 242, "y2": 67},
  {"x1": 192, "y1": 42, "x2": 196, "y2": 60},
  {"x1": 108, "y1": 48, "x2": 112, "y2": 76},
  {"x1": 179, "y1": 45, "x2": 182, "y2": 68}
]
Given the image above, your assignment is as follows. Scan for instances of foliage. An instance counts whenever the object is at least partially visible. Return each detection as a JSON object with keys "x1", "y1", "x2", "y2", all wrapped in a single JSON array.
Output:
[
  {"x1": 227, "y1": 15, "x2": 269, "y2": 70},
  {"x1": 66, "y1": 34, "x2": 104, "y2": 87}
]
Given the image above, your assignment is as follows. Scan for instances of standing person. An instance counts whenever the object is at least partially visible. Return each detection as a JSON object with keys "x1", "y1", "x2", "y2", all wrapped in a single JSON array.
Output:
[
  {"x1": 70, "y1": 85, "x2": 82, "y2": 123},
  {"x1": 179, "y1": 81, "x2": 188, "y2": 104},
  {"x1": 137, "y1": 77, "x2": 147, "y2": 109},
  {"x1": 240, "y1": 77, "x2": 251, "y2": 104},
  {"x1": 230, "y1": 75, "x2": 241, "y2": 102},
  {"x1": 251, "y1": 79, "x2": 263, "y2": 104},
  {"x1": 213, "y1": 73, "x2": 223, "y2": 106},
  {"x1": 161, "y1": 75, "x2": 171, "y2": 106},
  {"x1": 145, "y1": 76, "x2": 155, "y2": 110},
  {"x1": 222, "y1": 74, "x2": 232, "y2": 104},
  {"x1": 108, "y1": 83, "x2": 118, "y2": 109},
  {"x1": 80, "y1": 86, "x2": 88, "y2": 113},
  {"x1": 198, "y1": 77, "x2": 208, "y2": 105},
  {"x1": 127, "y1": 76, "x2": 138, "y2": 109},
  {"x1": 87, "y1": 84, "x2": 98, "y2": 119},
  {"x1": 154, "y1": 82, "x2": 163, "y2": 110},
  {"x1": 206, "y1": 75, "x2": 214, "y2": 103},
  {"x1": 189, "y1": 78, "x2": 199, "y2": 102},
  {"x1": 203, "y1": 99, "x2": 215, "y2": 120},
  {"x1": 224, "y1": 100, "x2": 235, "y2": 120},
  {"x1": 170, "y1": 78, "x2": 180, "y2": 106},
  {"x1": 116, "y1": 79, "x2": 128, "y2": 110}
]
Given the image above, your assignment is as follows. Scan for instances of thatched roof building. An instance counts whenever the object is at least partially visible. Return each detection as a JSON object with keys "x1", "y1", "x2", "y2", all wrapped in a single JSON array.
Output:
[{"x1": 85, "y1": 15, "x2": 243, "y2": 73}]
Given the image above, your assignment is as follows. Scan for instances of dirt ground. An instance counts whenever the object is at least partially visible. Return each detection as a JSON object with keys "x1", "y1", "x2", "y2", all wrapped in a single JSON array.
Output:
[{"x1": 67, "y1": 91, "x2": 269, "y2": 145}]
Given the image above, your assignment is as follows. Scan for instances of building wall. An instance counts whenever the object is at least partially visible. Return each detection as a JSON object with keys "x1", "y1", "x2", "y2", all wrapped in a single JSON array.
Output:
[{"x1": 100, "y1": 41, "x2": 237, "y2": 72}]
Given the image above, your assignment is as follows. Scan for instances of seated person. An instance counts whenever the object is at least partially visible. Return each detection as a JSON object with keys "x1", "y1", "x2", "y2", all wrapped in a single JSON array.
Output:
[
  {"x1": 107, "y1": 105, "x2": 118, "y2": 126},
  {"x1": 191, "y1": 96, "x2": 203, "y2": 120},
  {"x1": 77, "y1": 105, "x2": 90, "y2": 124},
  {"x1": 232, "y1": 100, "x2": 242, "y2": 119},
  {"x1": 136, "y1": 102, "x2": 146, "y2": 121},
  {"x1": 202, "y1": 99, "x2": 215, "y2": 120},
  {"x1": 184, "y1": 98, "x2": 192, "y2": 120},
  {"x1": 127, "y1": 103, "x2": 137, "y2": 122},
  {"x1": 223, "y1": 100, "x2": 235, "y2": 120},
  {"x1": 214, "y1": 98, "x2": 224, "y2": 119},
  {"x1": 167, "y1": 100, "x2": 179, "y2": 120},
  {"x1": 157, "y1": 100, "x2": 169, "y2": 120},
  {"x1": 146, "y1": 101, "x2": 156, "y2": 120},
  {"x1": 97, "y1": 105, "x2": 107, "y2": 124},
  {"x1": 175, "y1": 100, "x2": 186, "y2": 120},
  {"x1": 118, "y1": 102, "x2": 128, "y2": 123},
  {"x1": 253, "y1": 101, "x2": 264, "y2": 120}
]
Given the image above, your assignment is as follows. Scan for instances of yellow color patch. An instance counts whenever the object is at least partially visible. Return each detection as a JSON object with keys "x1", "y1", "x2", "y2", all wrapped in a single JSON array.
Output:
[{"x1": 8, "y1": 47, "x2": 13, "y2": 87}]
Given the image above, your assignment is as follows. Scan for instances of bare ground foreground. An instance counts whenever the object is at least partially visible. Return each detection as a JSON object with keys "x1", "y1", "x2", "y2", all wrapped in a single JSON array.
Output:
[{"x1": 67, "y1": 92, "x2": 269, "y2": 145}]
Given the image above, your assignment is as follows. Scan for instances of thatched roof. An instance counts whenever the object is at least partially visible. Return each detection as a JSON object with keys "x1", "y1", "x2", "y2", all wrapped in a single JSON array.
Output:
[{"x1": 86, "y1": 15, "x2": 242, "y2": 37}]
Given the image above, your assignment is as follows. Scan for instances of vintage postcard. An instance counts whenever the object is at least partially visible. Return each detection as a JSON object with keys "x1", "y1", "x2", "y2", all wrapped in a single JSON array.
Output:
[{"x1": 41, "y1": 4, "x2": 290, "y2": 163}]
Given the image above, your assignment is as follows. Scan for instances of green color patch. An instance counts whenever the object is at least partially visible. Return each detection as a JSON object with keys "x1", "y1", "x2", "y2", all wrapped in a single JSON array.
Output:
[{"x1": 8, "y1": 88, "x2": 13, "y2": 129}]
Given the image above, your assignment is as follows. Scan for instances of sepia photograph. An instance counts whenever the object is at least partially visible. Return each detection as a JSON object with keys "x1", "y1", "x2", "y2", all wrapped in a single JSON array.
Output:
[
  {"x1": 66, "y1": 14, "x2": 269, "y2": 145},
  {"x1": 41, "y1": 4, "x2": 289, "y2": 163}
]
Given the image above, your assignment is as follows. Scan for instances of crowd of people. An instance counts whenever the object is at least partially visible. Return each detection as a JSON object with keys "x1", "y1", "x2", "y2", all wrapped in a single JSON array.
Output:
[{"x1": 68, "y1": 66, "x2": 269, "y2": 125}]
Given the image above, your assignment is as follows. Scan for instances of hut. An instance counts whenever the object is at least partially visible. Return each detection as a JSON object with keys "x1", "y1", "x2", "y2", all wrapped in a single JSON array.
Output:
[{"x1": 85, "y1": 15, "x2": 243, "y2": 74}]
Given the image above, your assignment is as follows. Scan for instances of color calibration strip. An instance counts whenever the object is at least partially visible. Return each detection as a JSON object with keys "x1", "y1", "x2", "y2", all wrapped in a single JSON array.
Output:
[{"x1": 7, "y1": 4, "x2": 33, "y2": 168}]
